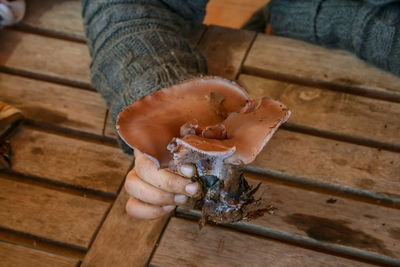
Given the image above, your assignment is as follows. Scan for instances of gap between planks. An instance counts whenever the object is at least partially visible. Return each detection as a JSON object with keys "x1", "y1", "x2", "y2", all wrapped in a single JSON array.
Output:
[
  {"x1": 145, "y1": 214, "x2": 174, "y2": 267},
  {"x1": 245, "y1": 167, "x2": 400, "y2": 209},
  {"x1": 282, "y1": 122, "x2": 400, "y2": 153},
  {"x1": 86, "y1": 159, "x2": 134, "y2": 252},
  {"x1": 175, "y1": 210, "x2": 400, "y2": 267},
  {"x1": 0, "y1": 65, "x2": 94, "y2": 91},
  {"x1": 0, "y1": 169, "x2": 115, "y2": 203},
  {"x1": 242, "y1": 65, "x2": 400, "y2": 104},
  {"x1": 22, "y1": 122, "x2": 118, "y2": 148},
  {"x1": 12, "y1": 24, "x2": 87, "y2": 43},
  {"x1": 234, "y1": 31, "x2": 258, "y2": 80},
  {"x1": 0, "y1": 227, "x2": 86, "y2": 260}
]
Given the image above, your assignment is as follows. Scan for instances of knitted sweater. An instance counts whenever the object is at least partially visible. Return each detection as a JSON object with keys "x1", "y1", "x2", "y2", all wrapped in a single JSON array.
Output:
[
  {"x1": 269, "y1": 0, "x2": 400, "y2": 76},
  {"x1": 81, "y1": 0, "x2": 208, "y2": 152},
  {"x1": 81, "y1": 0, "x2": 400, "y2": 153}
]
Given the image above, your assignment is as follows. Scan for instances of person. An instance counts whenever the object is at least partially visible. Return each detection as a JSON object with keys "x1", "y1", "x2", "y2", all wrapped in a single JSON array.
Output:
[{"x1": 80, "y1": 0, "x2": 400, "y2": 220}]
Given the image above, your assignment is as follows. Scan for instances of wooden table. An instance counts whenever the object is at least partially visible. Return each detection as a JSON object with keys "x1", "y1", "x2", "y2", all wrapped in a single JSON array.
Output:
[{"x1": 0, "y1": 1, "x2": 399, "y2": 266}]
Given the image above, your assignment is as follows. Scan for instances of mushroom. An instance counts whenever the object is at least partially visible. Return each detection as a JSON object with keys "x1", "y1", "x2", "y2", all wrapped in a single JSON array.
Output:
[{"x1": 117, "y1": 77, "x2": 290, "y2": 224}]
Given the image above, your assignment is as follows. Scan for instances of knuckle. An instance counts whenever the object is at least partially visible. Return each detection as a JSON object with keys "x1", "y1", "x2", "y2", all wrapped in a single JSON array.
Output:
[{"x1": 164, "y1": 175, "x2": 176, "y2": 190}]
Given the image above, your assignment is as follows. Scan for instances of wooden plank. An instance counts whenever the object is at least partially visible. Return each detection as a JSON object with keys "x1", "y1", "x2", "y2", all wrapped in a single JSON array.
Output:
[
  {"x1": 0, "y1": 174, "x2": 109, "y2": 250},
  {"x1": 243, "y1": 34, "x2": 400, "y2": 102},
  {"x1": 19, "y1": 0, "x2": 85, "y2": 41},
  {"x1": 204, "y1": 1, "x2": 265, "y2": 29},
  {"x1": 248, "y1": 180, "x2": 400, "y2": 259},
  {"x1": 9, "y1": 127, "x2": 132, "y2": 195},
  {"x1": 198, "y1": 25, "x2": 255, "y2": 79},
  {"x1": 0, "y1": 241, "x2": 79, "y2": 267},
  {"x1": 82, "y1": 189, "x2": 169, "y2": 267},
  {"x1": 250, "y1": 129, "x2": 400, "y2": 198},
  {"x1": 150, "y1": 218, "x2": 374, "y2": 267},
  {"x1": 238, "y1": 74, "x2": 400, "y2": 146},
  {"x1": 0, "y1": 29, "x2": 91, "y2": 87},
  {"x1": 0, "y1": 73, "x2": 106, "y2": 136},
  {"x1": 182, "y1": 177, "x2": 400, "y2": 260}
]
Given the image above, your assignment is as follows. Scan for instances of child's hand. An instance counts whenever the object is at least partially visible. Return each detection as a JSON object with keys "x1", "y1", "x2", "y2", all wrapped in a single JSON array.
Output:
[{"x1": 124, "y1": 150, "x2": 199, "y2": 219}]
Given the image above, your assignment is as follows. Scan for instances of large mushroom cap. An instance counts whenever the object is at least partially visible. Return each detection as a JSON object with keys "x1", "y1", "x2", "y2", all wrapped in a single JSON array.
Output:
[
  {"x1": 117, "y1": 76, "x2": 290, "y2": 168},
  {"x1": 117, "y1": 77, "x2": 249, "y2": 168}
]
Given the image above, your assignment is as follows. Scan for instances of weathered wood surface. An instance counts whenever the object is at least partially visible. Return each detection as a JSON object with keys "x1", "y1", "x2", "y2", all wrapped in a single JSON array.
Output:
[
  {"x1": 150, "y1": 218, "x2": 374, "y2": 267},
  {"x1": 250, "y1": 129, "x2": 400, "y2": 198},
  {"x1": 239, "y1": 74, "x2": 400, "y2": 147},
  {"x1": 0, "y1": 241, "x2": 79, "y2": 267},
  {"x1": 108, "y1": 108, "x2": 400, "y2": 199},
  {"x1": 19, "y1": 0, "x2": 85, "y2": 41},
  {"x1": 82, "y1": 189, "x2": 169, "y2": 267},
  {"x1": 243, "y1": 34, "x2": 400, "y2": 102},
  {"x1": 198, "y1": 25, "x2": 255, "y2": 79},
  {"x1": 0, "y1": 173, "x2": 109, "y2": 250},
  {"x1": 180, "y1": 176, "x2": 400, "y2": 260},
  {"x1": 0, "y1": 73, "x2": 106, "y2": 136},
  {"x1": 9, "y1": 127, "x2": 132, "y2": 195},
  {"x1": 0, "y1": 30, "x2": 91, "y2": 87}
]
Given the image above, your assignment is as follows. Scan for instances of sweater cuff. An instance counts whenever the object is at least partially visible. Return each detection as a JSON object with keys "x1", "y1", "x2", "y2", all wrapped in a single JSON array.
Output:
[{"x1": 270, "y1": 0, "x2": 324, "y2": 43}]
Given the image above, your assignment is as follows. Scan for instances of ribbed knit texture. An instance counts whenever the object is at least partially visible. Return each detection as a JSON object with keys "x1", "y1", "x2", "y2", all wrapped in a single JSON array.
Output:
[
  {"x1": 270, "y1": 0, "x2": 400, "y2": 76},
  {"x1": 81, "y1": 0, "x2": 208, "y2": 152}
]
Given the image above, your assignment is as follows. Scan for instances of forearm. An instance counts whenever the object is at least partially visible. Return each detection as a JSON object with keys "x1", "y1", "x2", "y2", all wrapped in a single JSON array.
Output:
[
  {"x1": 81, "y1": 0, "x2": 208, "y2": 152},
  {"x1": 270, "y1": 0, "x2": 400, "y2": 76}
]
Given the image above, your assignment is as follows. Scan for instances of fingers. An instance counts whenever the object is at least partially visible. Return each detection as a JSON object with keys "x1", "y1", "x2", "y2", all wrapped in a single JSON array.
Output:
[
  {"x1": 125, "y1": 169, "x2": 188, "y2": 206},
  {"x1": 134, "y1": 150, "x2": 199, "y2": 196},
  {"x1": 125, "y1": 150, "x2": 201, "y2": 220},
  {"x1": 125, "y1": 197, "x2": 175, "y2": 220}
]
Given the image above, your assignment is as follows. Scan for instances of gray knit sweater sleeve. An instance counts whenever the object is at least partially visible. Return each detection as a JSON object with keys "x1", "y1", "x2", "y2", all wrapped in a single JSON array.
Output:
[
  {"x1": 81, "y1": 0, "x2": 208, "y2": 152},
  {"x1": 270, "y1": 0, "x2": 400, "y2": 76}
]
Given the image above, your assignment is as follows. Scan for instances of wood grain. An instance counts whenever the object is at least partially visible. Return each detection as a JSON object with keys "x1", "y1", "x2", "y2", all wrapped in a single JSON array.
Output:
[
  {"x1": 0, "y1": 173, "x2": 109, "y2": 249},
  {"x1": 243, "y1": 34, "x2": 400, "y2": 102},
  {"x1": 204, "y1": 0, "x2": 266, "y2": 29},
  {"x1": 181, "y1": 177, "x2": 400, "y2": 259},
  {"x1": 9, "y1": 127, "x2": 132, "y2": 195},
  {"x1": 0, "y1": 29, "x2": 91, "y2": 86},
  {"x1": 150, "y1": 218, "x2": 374, "y2": 267},
  {"x1": 0, "y1": 241, "x2": 79, "y2": 267},
  {"x1": 250, "y1": 129, "x2": 400, "y2": 198},
  {"x1": 19, "y1": 0, "x2": 85, "y2": 41},
  {"x1": 82, "y1": 189, "x2": 169, "y2": 267},
  {"x1": 0, "y1": 73, "x2": 106, "y2": 136},
  {"x1": 239, "y1": 74, "x2": 400, "y2": 146},
  {"x1": 198, "y1": 25, "x2": 255, "y2": 79}
]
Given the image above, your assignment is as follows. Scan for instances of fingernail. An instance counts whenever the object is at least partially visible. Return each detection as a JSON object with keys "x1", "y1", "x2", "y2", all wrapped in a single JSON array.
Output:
[
  {"x1": 185, "y1": 183, "x2": 198, "y2": 195},
  {"x1": 163, "y1": 205, "x2": 175, "y2": 212},
  {"x1": 180, "y1": 164, "x2": 194, "y2": 178},
  {"x1": 174, "y1": 194, "x2": 188, "y2": 204}
]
